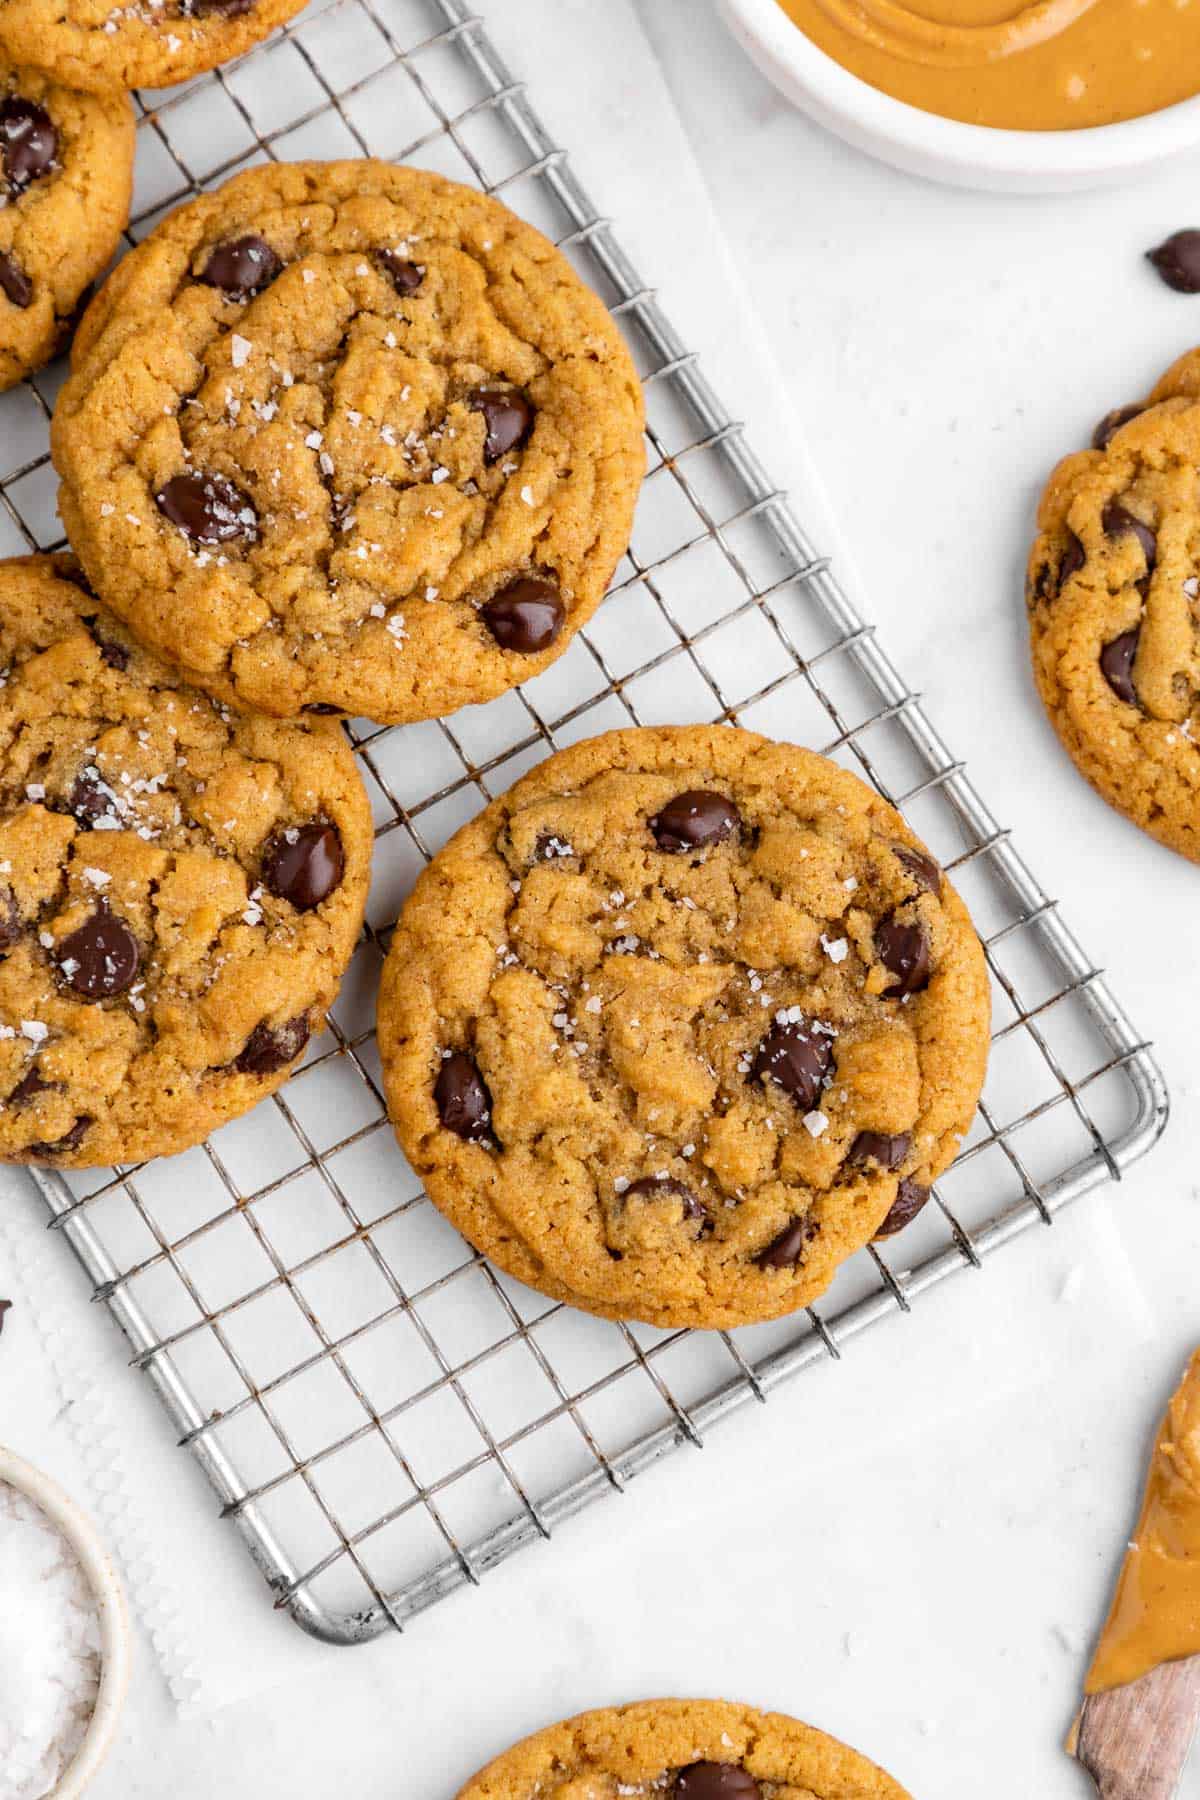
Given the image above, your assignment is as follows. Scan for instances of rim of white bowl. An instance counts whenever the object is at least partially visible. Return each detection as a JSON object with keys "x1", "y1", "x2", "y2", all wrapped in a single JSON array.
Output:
[
  {"x1": 718, "y1": 0, "x2": 1200, "y2": 186},
  {"x1": 0, "y1": 1445, "x2": 131, "y2": 1800}
]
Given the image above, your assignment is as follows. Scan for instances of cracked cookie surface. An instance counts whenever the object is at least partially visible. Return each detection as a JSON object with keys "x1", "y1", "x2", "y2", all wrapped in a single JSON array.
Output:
[
  {"x1": 0, "y1": 0, "x2": 306, "y2": 95},
  {"x1": 0, "y1": 554, "x2": 371, "y2": 1168},
  {"x1": 1027, "y1": 349, "x2": 1200, "y2": 862},
  {"x1": 378, "y1": 725, "x2": 990, "y2": 1330},
  {"x1": 0, "y1": 59, "x2": 132, "y2": 390},
  {"x1": 51, "y1": 159, "x2": 645, "y2": 723},
  {"x1": 457, "y1": 1700, "x2": 912, "y2": 1800}
]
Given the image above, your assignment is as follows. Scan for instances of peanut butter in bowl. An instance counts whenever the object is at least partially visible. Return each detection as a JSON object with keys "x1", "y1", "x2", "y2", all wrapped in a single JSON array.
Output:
[{"x1": 774, "y1": 0, "x2": 1200, "y2": 129}]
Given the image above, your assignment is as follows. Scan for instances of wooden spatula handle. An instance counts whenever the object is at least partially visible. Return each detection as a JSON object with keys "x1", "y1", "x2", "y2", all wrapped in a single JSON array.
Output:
[{"x1": 1075, "y1": 1658, "x2": 1200, "y2": 1799}]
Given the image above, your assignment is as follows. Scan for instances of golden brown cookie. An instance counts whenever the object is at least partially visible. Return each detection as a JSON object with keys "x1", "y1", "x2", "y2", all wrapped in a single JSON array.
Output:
[
  {"x1": 1027, "y1": 358, "x2": 1200, "y2": 863},
  {"x1": 0, "y1": 60, "x2": 132, "y2": 390},
  {"x1": 50, "y1": 159, "x2": 645, "y2": 724},
  {"x1": 457, "y1": 1700, "x2": 912, "y2": 1800},
  {"x1": 0, "y1": 554, "x2": 371, "y2": 1168},
  {"x1": 377, "y1": 725, "x2": 990, "y2": 1330},
  {"x1": 0, "y1": 0, "x2": 306, "y2": 96}
]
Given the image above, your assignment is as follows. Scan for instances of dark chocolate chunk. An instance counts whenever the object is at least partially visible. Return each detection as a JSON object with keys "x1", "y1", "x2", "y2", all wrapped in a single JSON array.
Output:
[
  {"x1": 376, "y1": 249, "x2": 424, "y2": 294},
  {"x1": 261, "y1": 820, "x2": 344, "y2": 910},
  {"x1": 86, "y1": 620, "x2": 130, "y2": 670},
  {"x1": 26, "y1": 1115, "x2": 91, "y2": 1158},
  {"x1": 846, "y1": 1130, "x2": 911, "y2": 1170},
  {"x1": 69, "y1": 767, "x2": 119, "y2": 828},
  {"x1": 0, "y1": 1298, "x2": 10, "y2": 1335},
  {"x1": 676, "y1": 1767, "x2": 761, "y2": 1800},
  {"x1": 751, "y1": 1020, "x2": 833, "y2": 1111},
  {"x1": 1093, "y1": 405, "x2": 1144, "y2": 450},
  {"x1": 0, "y1": 250, "x2": 32, "y2": 309},
  {"x1": 234, "y1": 1013, "x2": 310, "y2": 1076},
  {"x1": 875, "y1": 915, "x2": 931, "y2": 998},
  {"x1": 55, "y1": 907, "x2": 139, "y2": 999},
  {"x1": 893, "y1": 844, "x2": 941, "y2": 896},
  {"x1": 649, "y1": 791, "x2": 741, "y2": 854},
  {"x1": 302, "y1": 702, "x2": 343, "y2": 715},
  {"x1": 1102, "y1": 499, "x2": 1156, "y2": 571},
  {"x1": 0, "y1": 891, "x2": 21, "y2": 952},
  {"x1": 468, "y1": 387, "x2": 534, "y2": 464},
  {"x1": 756, "y1": 1216, "x2": 818, "y2": 1270},
  {"x1": 873, "y1": 1177, "x2": 931, "y2": 1239},
  {"x1": 1147, "y1": 229, "x2": 1200, "y2": 293},
  {"x1": 0, "y1": 97, "x2": 58, "y2": 194},
  {"x1": 434, "y1": 1050, "x2": 492, "y2": 1142},
  {"x1": 198, "y1": 234, "x2": 281, "y2": 299},
  {"x1": 1100, "y1": 627, "x2": 1140, "y2": 704},
  {"x1": 187, "y1": 0, "x2": 254, "y2": 16},
  {"x1": 481, "y1": 577, "x2": 564, "y2": 654},
  {"x1": 10, "y1": 1066, "x2": 51, "y2": 1106},
  {"x1": 154, "y1": 471, "x2": 256, "y2": 545},
  {"x1": 623, "y1": 1175, "x2": 708, "y2": 1223}
]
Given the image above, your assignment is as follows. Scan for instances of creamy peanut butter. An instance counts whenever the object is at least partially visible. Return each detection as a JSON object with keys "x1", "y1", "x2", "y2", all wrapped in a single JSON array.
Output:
[
  {"x1": 775, "y1": 0, "x2": 1200, "y2": 130},
  {"x1": 1085, "y1": 1350, "x2": 1200, "y2": 1694}
]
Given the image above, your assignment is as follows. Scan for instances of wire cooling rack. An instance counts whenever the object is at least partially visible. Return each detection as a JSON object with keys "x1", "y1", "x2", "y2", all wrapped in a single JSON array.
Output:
[{"x1": 9, "y1": 0, "x2": 1169, "y2": 1645}]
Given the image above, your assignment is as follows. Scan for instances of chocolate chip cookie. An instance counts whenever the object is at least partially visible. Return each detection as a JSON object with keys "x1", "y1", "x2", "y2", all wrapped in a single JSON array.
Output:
[
  {"x1": 1027, "y1": 353, "x2": 1200, "y2": 862},
  {"x1": 0, "y1": 554, "x2": 371, "y2": 1168},
  {"x1": 377, "y1": 725, "x2": 990, "y2": 1330},
  {"x1": 0, "y1": 0, "x2": 306, "y2": 96},
  {"x1": 0, "y1": 60, "x2": 133, "y2": 390},
  {"x1": 51, "y1": 159, "x2": 645, "y2": 724},
  {"x1": 457, "y1": 1701, "x2": 911, "y2": 1800}
]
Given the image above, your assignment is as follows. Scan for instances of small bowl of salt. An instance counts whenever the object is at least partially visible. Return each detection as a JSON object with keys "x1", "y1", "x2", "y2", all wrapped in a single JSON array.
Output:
[{"x1": 0, "y1": 1446, "x2": 130, "y2": 1800}]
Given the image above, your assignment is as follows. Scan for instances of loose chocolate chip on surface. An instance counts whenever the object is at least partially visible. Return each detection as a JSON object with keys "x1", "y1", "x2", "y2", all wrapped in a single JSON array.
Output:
[
  {"x1": 27, "y1": 1115, "x2": 91, "y2": 1159},
  {"x1": 875, "y1": 915, "x2": 932, "y2": 998},
  {"x1": 649, "y1": 790, "x2": 741, "y2": 853},
  {"x1": 376, "y1": 249, "x2": 424, "y2": 294},
  {"x1": 69, "y1": 768, "x2": 119, "y2": 827},
  {"x1": 751, "y1": 1020, "x2": 833, "y2": 1110},
  {"x1": 1147, "y1": 229, "x2": 1200, "y2": 293},
  {"x1": 676, "y1": 1767, "x2": 761, "y2": 1800},
  {"x1": 0, "y1": 1299, "x2": 10, "y2": 1335},
  {"x1": 0, "y1": 97, "x2": 57, "y2": 194},
  {"x1": 155, "y1": 472, "x2": 256, "y2": 544},
  {"x1": 199, "y1": 234, "x2": 281, "y2": 299},
  {"x1": 1100, "y1": 627, "x2": 1141, "y2": 704},
  {"x1": 434, "y1": 1051, "x2": 492, "y2": 1142},
  {"x1": 481, "y1": 577, "x2": 564, "y2": 654},
  {"x1": 757, "y1": 1216, "x2": 817, "y2": 1269},
  {"x1": 623, "y1": 1176, "x2": 708, "y2": 1222},
  {"x1": 261, "y1": 820, "x2": 344, "y2": 910},
  {"x1": 874, "y1": 1177, "x2": 931, "y2": 1239},
  {"x1": 468, "y1": 387, "x2": 534, "y2": 464},
  {"x1": 893, "y1": 843, "x2": 942, "y2": 895},
  {"x1": 1102, "y1": 499, "x2": 1157, "y2": 570},
  {"x1": 847, "y1": 1130, "x2": 912, "y2": 1170},
  {"x1": 235, "y1": 1013, "x2": 310, "y2": 1076},
  {"x1": 1093, "y1": 405, "x2": 1144, "y2": 450},
  {"x1": 55, "y1": 907, "x2": 139, "y2": 999},
  {"x1": 0, "y1": 250, "x2": 31, "y2": 309}
]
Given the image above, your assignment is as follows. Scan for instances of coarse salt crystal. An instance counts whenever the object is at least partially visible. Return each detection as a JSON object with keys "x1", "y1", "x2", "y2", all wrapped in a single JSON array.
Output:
[
  {"x1": 802, "y1": 1110, "x2": 829, "y2": 1138},
  {"x1": 821, "y1": 935, "x2": 849, "y2": 964},
  {"x1": 230, "y1": 334, "x2": 252, "y2": 368}
]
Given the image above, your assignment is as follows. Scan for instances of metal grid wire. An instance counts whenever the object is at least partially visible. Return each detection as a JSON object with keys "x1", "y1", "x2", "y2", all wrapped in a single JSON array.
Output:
[{"x1": 9, "y1": 0, "x2": 1168, "y2": 1643}]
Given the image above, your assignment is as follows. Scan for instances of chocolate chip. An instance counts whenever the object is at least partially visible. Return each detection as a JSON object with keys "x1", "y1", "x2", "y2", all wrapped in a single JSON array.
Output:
[
  {"x1": 302, "y1": 702, "x2": 343, "y2": 715},
  {"x1": 1093, "y1": 405, "x2": 1144, "y2": 450},
  {"x1": 187, "y1": 0, "x2": 254, "y2": 15},
  {"x1": 26, "y1": 1115, "x2": 91, "y2": 1159},
  {"x1": 0, "y1": 97, "x2": 58, "y2": 194},
  {"x1": 1102, "y1": 500, "x2": 1156, "y2": 571},
  {"x1": 874, "y1": 1177, "x2": 931, "y2": 1240},
  {"x1": 55, "y1": 907, "x2": 139, "y2": 1000},
  {"x1": 261, "y1": 820, "x2": 344, "y2": 910},
  {"x1": 0, "y1": 1299, "x2": 10, "y2": 1335},
  {"x1": 481, "y1": 577, "x2": 564, "y2": 654},
  {"x1": 87, "y1": 623, "x2": 130, "y2": 670},
  {"x1": 875, "y1": 915, "x2": 931, "y2": 998},
  {"x1": 234, "y1": 1013, "x2": 310, "y2": 1076},
  {"x1": 1147, "y1": 229, "x2": 1200, "y2": 293},
  {"x1": 69, "y1": 768, "x2": 119, "y2": 827},
  {"x1": 434, "y1": 1051, "x2": 492, "y2": 1142},
  {"x1": 847, "y1": 1130, "x2": 911, "y2": 1170},
  {"x1": 0, "y1": 891, "x2": 21, "y2": 951},
  {"x1": 10, "y1": 1066, "x2": 51, "y2": 1105},
  {"x1": 893, "y1": 843, "x2": 941, "y2": 896},
  {"x1": 676, "y1": 1767, "x2": 761, "y2": 1800},
  {"x1": 649, "y1": 791, "x2": 741, "y2": 854},
  {"x1": 0, "y1": 250, "x2": 31, "y2": 309},
  {"x1": 154, "y1": 471, "x2": 257, "y2": 545},
  {"x1": 623, "y1": 1175, "x2": 708, "y2": 1223},
  {"x1": 1058, "y1": 530, "x2": 1085, "y2": 587},
  {"x1": 198, "y1": 234, "x2": 281, "y2": 299},
  {"x1": 756, "y1": 1216, "x2": 817, "y2": 1270},
  {"x1": 751, "y1": 1020, "x2": 833, "y2": 1110},
  {"x1": 376, "y1": 250, "x2": 424, "y2": 294},
  {"x1": 1100, "y1": 627, "x2": 1140, "y2": 704},
  {"x1": 468, "y1": 387, "x2": 534, "y2": 465}
]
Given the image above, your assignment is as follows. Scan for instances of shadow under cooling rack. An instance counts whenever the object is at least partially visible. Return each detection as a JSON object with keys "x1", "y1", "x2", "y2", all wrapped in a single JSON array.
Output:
[{"x1": 14, "y1": 0, "x2": 1170, "y2": 1643}]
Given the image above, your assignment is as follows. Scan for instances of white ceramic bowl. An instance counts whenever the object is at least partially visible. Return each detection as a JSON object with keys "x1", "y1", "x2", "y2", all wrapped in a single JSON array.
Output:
[
  {"x1": 718, "y1": 0, "x2": 1200, "y2": 192},
  {"x1": 0, "y1": 1446, "x2": 131, "y2": 1800}
]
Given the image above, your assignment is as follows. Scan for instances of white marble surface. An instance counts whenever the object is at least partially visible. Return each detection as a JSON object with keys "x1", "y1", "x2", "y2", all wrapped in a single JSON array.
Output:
[{"x1": 5, "y1": 0, "x2": 1200, "y2": 1794}]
